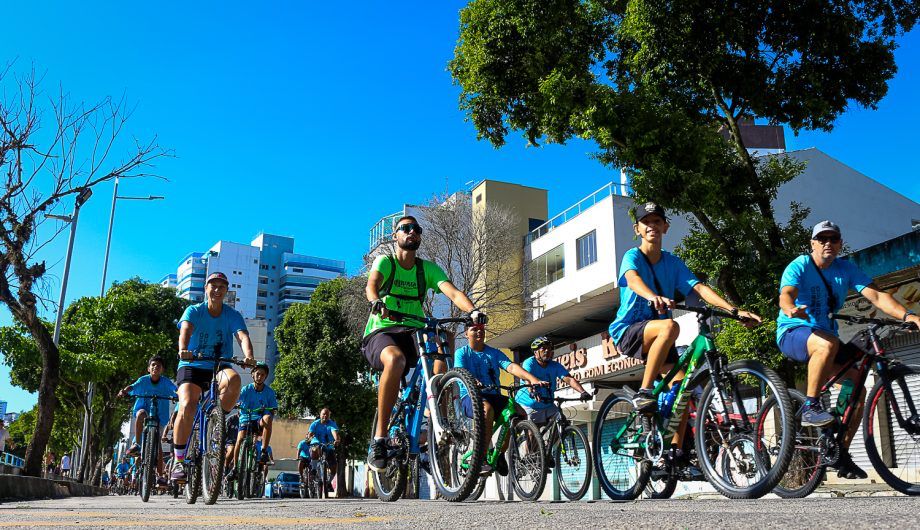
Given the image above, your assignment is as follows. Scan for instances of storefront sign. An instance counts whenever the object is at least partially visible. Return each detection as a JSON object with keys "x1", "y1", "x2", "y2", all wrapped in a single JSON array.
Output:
[{"x1": 556, "y1": 331, "x2": 643, "y2": 388}]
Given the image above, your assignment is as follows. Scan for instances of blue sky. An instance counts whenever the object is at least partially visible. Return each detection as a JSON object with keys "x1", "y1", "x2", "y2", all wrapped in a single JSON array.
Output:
[{"x1": 2, "y1": 1, "x2": 919, "y2": 413}]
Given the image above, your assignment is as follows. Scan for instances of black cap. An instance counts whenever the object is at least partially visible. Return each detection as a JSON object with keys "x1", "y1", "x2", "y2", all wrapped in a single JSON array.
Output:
[{"x1": 633, "y1": 202, "x2": 668, "y2": 223}]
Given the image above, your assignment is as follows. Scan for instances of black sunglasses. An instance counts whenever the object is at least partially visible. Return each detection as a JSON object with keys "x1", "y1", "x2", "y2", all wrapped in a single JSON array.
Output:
[
  {"x1": 396, "y1": 223, "x2": 423, "y2": 235},
  {"x1": 813, "y1": 235, "x2": 841, "y2": 244}
]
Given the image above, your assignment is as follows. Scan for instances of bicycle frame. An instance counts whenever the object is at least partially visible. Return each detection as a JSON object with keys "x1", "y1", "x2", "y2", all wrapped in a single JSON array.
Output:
[{"x1": 180, "y1": 356, "x2": 232, "y2": 471}]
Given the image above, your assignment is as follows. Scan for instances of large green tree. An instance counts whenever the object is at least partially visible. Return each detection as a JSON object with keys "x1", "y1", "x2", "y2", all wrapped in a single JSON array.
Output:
[
  {"x1": 0, "y1": 278, "x2": 187, "y2": 483},
  {"x1": 451, "y1": 0, "x2": 917, "y2": 367},
  {"x1": 274, "y1": 278, "x2": 376, "y2": 494}
]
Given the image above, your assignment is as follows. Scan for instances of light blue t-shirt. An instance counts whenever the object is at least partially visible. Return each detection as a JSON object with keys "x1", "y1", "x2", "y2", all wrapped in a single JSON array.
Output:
[
  {"x1": 130, "y1": 375, "x2": 177, "y2": 425},
  {"x1": 454, "y1": 344, "x2": 512, "y2": 396},
  {"x1": 309, "y1": 419, "x2": 339, "y2": 445},
  {"x1": 297, "y1": 439, "x2": 312, "y2": 459},
  {"x1": 178, "y1": 303, "x2": 248, "y2": 370},
  {"x1": 115, "y1": 462, "x2": 130, "y2": 477},
  {"x1": 515, "y1": 357, "x2": 571, "y2": 410},
  {"x1": 776, "y1": 255, "x2": 872, "y2": 343},
  {"x1": 238, "y1": 383, "x2": 278, "y2": 423},
  {"x1": 609, "y1": 248, "x2": 700, "y2": 344}
]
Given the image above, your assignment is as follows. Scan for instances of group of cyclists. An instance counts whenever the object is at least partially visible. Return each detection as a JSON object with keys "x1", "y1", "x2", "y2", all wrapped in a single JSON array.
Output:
[
  {"x1": 109, "y1": 200, "x2": 919, "y2": 503},
  {"x1": 360, "y1": 207, "x2": 919, "y2": 499}
]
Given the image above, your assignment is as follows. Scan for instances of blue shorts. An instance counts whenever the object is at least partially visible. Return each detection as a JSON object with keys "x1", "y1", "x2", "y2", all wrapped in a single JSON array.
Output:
[{"x1": 778, "y1": 326, "x2": 813, "y2": 363}]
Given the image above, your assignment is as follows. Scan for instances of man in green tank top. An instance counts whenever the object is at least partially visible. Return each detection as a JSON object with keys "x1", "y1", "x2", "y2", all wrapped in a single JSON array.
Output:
[{"x1": 363, "y1": 215, "x2": 486, "y2": 471}]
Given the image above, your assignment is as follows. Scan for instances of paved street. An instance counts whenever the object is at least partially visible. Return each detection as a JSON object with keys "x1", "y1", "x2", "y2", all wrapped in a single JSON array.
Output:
[{"x1": 1, "y1": 493, "x2": 918, "y2": 529}]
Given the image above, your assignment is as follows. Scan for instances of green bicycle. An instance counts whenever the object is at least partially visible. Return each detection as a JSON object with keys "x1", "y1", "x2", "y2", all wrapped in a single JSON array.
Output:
[
  {"x1": 465, "y1": 383, "x2": 547, "y2": 501},
  {"x1": 593, "y1": 304, "x2": 796, "y2": 500},
  {"x1": 234, "y1": 406, "x2": 275, "y2": 500}
]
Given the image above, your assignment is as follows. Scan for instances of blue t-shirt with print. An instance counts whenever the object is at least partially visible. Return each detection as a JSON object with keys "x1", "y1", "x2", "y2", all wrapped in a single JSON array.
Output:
[
  {"x1": 609, "y1": 248, "x2": 700, "y2": 345},
  {"x1": 115, "y1": 462, "x2": 130, "y2": 477},
  {"x1": 515, "y1": 357, "x2": 571, "y2": 410},
  {"x1": 309, "y1": 419, "x2": 339, "y2": 445},
  {"x1": 178, "y1": 302, "x2": 248, "y2": 370},
  {"x1": 297, "y1": 439, "x2": 312, "y2": 459},
  {"x1": 238, "y1": 383, "x2": 278, "y2": 423},
  {"x1": 454, "y1": 344, "x2": 512, "y2": 396},
  {"x1": 130, "y1": 375, "x2": 177, "y2": 425},
  {"x1": 776, "y1": 255, "x2": 872, "y2": 343}
]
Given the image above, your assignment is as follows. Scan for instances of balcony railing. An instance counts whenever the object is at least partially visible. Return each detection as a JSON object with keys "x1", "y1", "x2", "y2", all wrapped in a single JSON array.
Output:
[{"x1": 524, "y1": 182, "x2": 631, "y2": 245}]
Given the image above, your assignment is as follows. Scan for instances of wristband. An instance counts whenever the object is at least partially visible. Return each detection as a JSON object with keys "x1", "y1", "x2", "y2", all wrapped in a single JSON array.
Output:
[{"x1": 905, "y1": 310, "x2": 917, "y2": 322}]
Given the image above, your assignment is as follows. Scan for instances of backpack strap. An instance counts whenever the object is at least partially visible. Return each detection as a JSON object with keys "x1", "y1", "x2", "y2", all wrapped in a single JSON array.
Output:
[
  {"x1": 378, "y1": 255, "x2": 428, "y2": 303},
  {"x1": 414, "y1": 257, "x2": 427, "y2": 302},
  {"x1": 809, "y1": 255, "x2": 839, "y2": 310},
  {"x1": 378, "y1": 255, "x2": 397, "y2": 297}
]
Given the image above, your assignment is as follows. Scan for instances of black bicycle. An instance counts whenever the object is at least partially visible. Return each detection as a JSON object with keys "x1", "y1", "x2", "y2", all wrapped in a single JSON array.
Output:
[
  {"x1": 536, "y1": 392, "x2": 595, "y2": 500},
  {"x1": 123, "y1": 393, "x2": 177, "y2": 502},
  {"x1": 767, "y1": 313, "x2": 920, "y2": 497}
]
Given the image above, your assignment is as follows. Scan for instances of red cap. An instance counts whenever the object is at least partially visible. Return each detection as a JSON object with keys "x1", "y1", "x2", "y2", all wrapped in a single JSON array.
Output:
[{"x1": 206, "y1": 272, "x2": 229, "y2": 285}]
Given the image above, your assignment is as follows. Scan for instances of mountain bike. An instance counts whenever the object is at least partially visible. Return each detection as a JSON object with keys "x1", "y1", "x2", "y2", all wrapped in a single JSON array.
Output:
[
  {"x1": 767, "y1": 313, "x2": 920, "y2": 497},
  {"x1": 124, "y1": 393, "x2": 177, "y2": 502},
  {"x1": 303, "y1": 442, "x2": 334, "y2": 499},
  {"x1": 176, "y1": 351, "x2": 250, "y2": 505},
  {"x1": 370, "y1": 311, "x2": 486, "y2": 502},
  {"x1": 465, "y1": 383, "x2": 547, "y2": 501},
  {"x1": 538, "y1": 393, "x2": 595, "y2": 501},
  {"x1": 593, "y1": 304, "x2": 795, "y2": 500},
  {"x1": 234, "y1": 406, "x2": 276, "y2": 500}
]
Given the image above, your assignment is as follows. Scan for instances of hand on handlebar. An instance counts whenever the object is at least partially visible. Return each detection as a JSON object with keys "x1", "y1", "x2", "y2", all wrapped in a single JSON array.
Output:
[
  {"x1": 179, "y1": 349, "x2": 193, "y2": 361},
  {"x1": 469, "y1": 309, "x2": 488, "y2": 325},
  {"x1": 580, "y1": 391, "x2": 592, "y2": 401},
  {"x1": 648, "y1": 296, "x2": 674, "y2": 315},
  {"x1": 117, "y1": 390, "x2": 128, "y2": 399},
  {"x1": 370, "y1": 299, "x2": 389, "y2": 319}
]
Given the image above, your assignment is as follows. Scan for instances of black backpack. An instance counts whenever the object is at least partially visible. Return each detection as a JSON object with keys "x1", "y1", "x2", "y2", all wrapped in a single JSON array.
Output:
[{"x1": 378, "y1": 255, "x2": 427, "y2": 303}]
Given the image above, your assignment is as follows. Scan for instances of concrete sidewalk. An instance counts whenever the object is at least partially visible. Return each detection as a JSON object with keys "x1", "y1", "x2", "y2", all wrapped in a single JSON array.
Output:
[{"x1": 0, "y1": 473, "x2": 107, "y2": 501}]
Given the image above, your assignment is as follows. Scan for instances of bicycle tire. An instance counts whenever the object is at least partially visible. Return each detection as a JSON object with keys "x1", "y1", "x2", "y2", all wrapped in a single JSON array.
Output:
[
  {"x1": 202, "y1": 407, "x2": 225, "y2": 504},
  {"x1": 864, "y1": 363, "x2": 920, "y2": 495},
  {"x1": 371, "y1": 409, "x2": 408, "y2": 502},
  {"x1": 467, "y1": 476, "x2": 487, "y2": 501},
  {"x1": 236, "y1": 437, "x2": 251, "y2": 500},
  {"x1": 642, "y1": 464, "x2": 678, "y2": 499},
  {"x1": 694, "y1": 359, "x2": 795, "y2": 499},
  {"x1": 593, "y1": 394, "x2": 650, "y2": 500},
  {"x1": 184, "y1": 425, "x2": 201, "y2": 504},
  {"x1": 510, "y1": 419, "x2": 547, "y2": 500},
  {"x1": 556, "y1": 425, "x2": 593, "y2": 500},
  {"x1": 320, "y1": 463, "x2": 328, "y2": 499},
  {"x1": 768, "y1": 390, "x2": 824, "y2": 498},
  {"x1": 428, "y1": 368, "x2": 486, "y2": 502},
  {"x1": 140, "y1": 426, "x2": 157, "y2": 502}
]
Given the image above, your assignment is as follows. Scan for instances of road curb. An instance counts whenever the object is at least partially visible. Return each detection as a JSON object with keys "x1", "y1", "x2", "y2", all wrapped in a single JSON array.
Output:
[{"x1": 0, "y1": 473, "x2": 108, "y2": 501}]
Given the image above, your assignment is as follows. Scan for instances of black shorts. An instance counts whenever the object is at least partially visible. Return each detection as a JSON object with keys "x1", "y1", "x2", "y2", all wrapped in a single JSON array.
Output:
[
  {"x1": 241, "y1": 419, "x2": 263, "y2": 435},
  {"x1": 176, "y1": 364, "x2": 232, "y2": 393},
  {"x1": 362, "y1": 328, "x2": 419, "y2": 375},
  {"x1": 482, "y1": 393, "x2": 510, "y2": 413},
  {"x1": 616, "y1": 320, "x2": 679, "y2": 364}
]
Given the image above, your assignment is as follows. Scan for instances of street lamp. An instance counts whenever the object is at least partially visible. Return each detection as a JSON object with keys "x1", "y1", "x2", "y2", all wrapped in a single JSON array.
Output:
[
  {"x1": 77, "y1": 177, "x2": 164, "y2": 478},
  {"x1": 50, "y1": 187, "x2": 94, "y2": 346}
]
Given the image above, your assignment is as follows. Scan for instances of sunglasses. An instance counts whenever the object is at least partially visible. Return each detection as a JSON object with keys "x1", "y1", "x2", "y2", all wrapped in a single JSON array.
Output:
[
  {"x1": 396, "y1": 223, "x2": 423, "y2": 235},
  {"x1": 813, "y1": 235, "x2": 841, "y2": 244}
]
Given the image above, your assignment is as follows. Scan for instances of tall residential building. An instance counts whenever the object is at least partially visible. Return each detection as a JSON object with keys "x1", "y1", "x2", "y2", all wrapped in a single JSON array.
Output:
[{"x1": 163, "y1": 233, "x2": 346, "y2": 379}]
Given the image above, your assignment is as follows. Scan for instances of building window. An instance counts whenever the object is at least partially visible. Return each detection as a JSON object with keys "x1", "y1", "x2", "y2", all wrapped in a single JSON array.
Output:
[
  {"x1": 257, "y1": 304, "x2": 266, "y2": 311},
  {"x1": 258, "y1": 290, "x2": 267, "y2": 297},
  {"x1": 293, "y1": 267, "x2": 303, "y2": 273},
  {"x1": 271, "y1": 265, "x2": 276, "y2": 270},
  {"x1": 253, "y1": 259, "x2": 258, "y2": 264},
  {"x1": 476, "y1": 194, "x2": 482, "y2": 204},
  {"x1": 529, "y1": 244, "x2": 564, "y2": 291},
  {"x1": 576, "y1": 230, "x2": 597, "y2": 270},
  {"x1": 260, "y1": 264, "x2": 269, "y2": 270},
  {"x1": 259, "y1": 277, "x2": 268, "y2": 285}
]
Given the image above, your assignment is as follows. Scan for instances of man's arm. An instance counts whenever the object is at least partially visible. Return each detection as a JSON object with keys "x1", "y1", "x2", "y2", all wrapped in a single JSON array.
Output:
[
  {"x1": 179, "y1": 321, "x2": 194, "y2": 360},
  {"x1": 693, "y1": 284, "x2": 762, "y2": 324},
  {"x1": 779, "y1": 285, "x2": 809, "y2": 319},
  {"x1": 623, "y1": 270, "x2": 672, "y2": 313},
  {"x1": 505, "y1": 362, "x2": 547, "y2": 387},
  {"x1": 236, "y1": 330, "x2": 255, "y2": 364},
  {"x1": 861, "y1": 284, "x2": 920, "y2": 328},
  {"x1": 438, "y1": 281, "x2": 476, "y2": 312},
  {"x1": 563, "y1": 376, "x2": 588, "y2": 396},
  {"x1": 116, "y1": 383, "x2": 134, "y2": 399}
]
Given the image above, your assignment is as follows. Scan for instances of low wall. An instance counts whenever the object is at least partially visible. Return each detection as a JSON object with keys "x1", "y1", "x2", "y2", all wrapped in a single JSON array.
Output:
[{"x1": 0, "y1": 474, "x2": 107, "y2": 501}]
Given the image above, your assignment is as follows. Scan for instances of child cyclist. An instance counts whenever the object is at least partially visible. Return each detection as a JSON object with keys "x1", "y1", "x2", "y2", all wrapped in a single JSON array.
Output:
[
  {"x1": 455, "y1": 322, "x2": 547, "y2": 475},
  {"x1": 118, "y1": 355, "x2": 177, "y2": 485}
]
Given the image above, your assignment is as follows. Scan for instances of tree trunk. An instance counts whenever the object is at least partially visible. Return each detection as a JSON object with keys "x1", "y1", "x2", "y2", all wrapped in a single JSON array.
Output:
[
  {"x1": 336, "y1": 440, "x2": 350, "y2": 497},
  {"x1": 20, "y1": 316, "x2": 60, "y2": 477}
]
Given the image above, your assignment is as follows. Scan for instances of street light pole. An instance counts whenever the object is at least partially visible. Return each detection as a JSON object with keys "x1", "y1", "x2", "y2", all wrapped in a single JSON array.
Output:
[
  {"x1": 50, "y1": 188, "x2": 93, "y2": 346},
  {"x1": 77, "y1": 178, "x2": 164, "y2": 479}
]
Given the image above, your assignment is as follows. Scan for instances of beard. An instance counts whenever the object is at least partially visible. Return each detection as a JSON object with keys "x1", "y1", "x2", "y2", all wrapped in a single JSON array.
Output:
[{"x1": 398, "y1": 239, "x2": 421, "y2": 251}]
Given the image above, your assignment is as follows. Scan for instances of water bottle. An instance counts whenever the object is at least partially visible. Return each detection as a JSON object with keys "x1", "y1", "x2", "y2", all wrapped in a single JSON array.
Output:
[
  {"x1": 836, "y1": 379, "x2": 854, "y2": 416},
  {"x1": 658, "y1": 384, "x2": 679, "y2": 419}
]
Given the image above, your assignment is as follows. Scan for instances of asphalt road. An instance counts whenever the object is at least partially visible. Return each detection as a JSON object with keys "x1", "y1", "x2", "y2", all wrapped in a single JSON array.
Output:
[{"x1": 1, "y1": 493, "x2": 918, "y2": 529}]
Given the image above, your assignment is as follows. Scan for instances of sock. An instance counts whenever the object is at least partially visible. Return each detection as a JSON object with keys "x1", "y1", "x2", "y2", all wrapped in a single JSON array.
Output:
[
  {"x1": 805, "y1": 396, "x2": 820, "y2": 408},
  {"x1": 174, "y1": 443, "x2": 187, "y2": 461},
  {"x1": 639, "y1": 387, "x2": 653, "y2": 394},
  {"x1": 374, "y1": 436, "x2": 386, "y2": 443}
]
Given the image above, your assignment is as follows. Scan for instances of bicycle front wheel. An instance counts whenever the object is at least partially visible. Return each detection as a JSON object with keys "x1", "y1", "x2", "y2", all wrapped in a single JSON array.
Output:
[
  {"x1": 202, "y1": 407, "x2": 225, "y2": 505},
  {"x1": 768, "y1": 390, "x2": 824, "y2": 498},
  {"x1": 556, "y1": 425, "x2": 592, "y2": 500},
  {"x1": 593, "y1": 394, "x2": 650, "y2": 500},
  {"x1": 140, "y1": 427, "x2": 157, "y2": 502},
  {"x1": 694, "y1": 359, "x2": 795, "y2": 499},
  {"x1": 235, "y1": 437, "x2": 251, "y2": 501},
  {"x1": 428, "y1": 368, "x2": 486, "y2": 502},
  {"x1": 184, "y1": 426, "x2": 201, "y2": 504},
  {"x1": 864, "y1": 363, "x2": 920, "y2": 495},
  {"x1": 510, "y1": 419, "x2": 547, "y2": 500}
]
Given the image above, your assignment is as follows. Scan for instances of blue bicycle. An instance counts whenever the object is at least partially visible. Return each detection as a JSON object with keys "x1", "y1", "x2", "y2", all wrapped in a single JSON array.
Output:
[
  {"x1": 370, "y1": 312, "x2": 486, "y2": 502},
  {"x1": 122, "y1": 393, "x2": 177, "y2": 502},
  {"x1": 177, "y1": 352, "x2": 249, "y2": 505}
]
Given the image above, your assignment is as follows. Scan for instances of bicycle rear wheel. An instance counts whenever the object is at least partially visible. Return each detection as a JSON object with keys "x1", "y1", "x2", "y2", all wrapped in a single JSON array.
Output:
[
  {"x1": 556, "y1": 425, "x2": 592, "y2": 500},
  {"x1": 510, "y1": 419, "x2": 547, "y2": 500},
  {"x1": 768, "y1": 390, "x2": 824, "y2": 498},
  {"x1": 184, "y1": 426, "x2": 201, "y2": 504},
  {"x1": 371, "y1": 410, "x2": 408, "y2": 502},
  {"x1": 140, "y1": 427, "x2": 157, "y2": 502},
  {"x1": 864, "y1": 364, "x2": 920, "y2": 495},
  {"x1": 694, "y1": 359, "x2": 794, "y2": 499},
  {"x1": 235, "y1": 437, "x2": 251, "y2": 500},
  {"x1": 202, "y1": 407, "x2": 225, "y2": 504},
  {"x1": 593, "y1": 394, "x2": 650, "y2": 500},
  {"x1": 428, "y1": 368, "x2": 486, "y2": 502}
]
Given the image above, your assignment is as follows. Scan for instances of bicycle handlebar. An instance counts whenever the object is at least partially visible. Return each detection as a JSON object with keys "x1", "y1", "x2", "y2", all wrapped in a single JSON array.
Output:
[
  {"x1": 830, "y1": 313, "x2": 918, "y2": 330},
  {"x1": 548, "y1": 388, "x2": 598, "y2": 404},
  {"x1": 125, "y1": 394, "x2": 178, "y2": 401},
  {"x1": 380, "y1": 309, "x2": 474, "y2": 327},
  {"x1": 672, "y1": 303, "x2": 757, "y2": 323}
]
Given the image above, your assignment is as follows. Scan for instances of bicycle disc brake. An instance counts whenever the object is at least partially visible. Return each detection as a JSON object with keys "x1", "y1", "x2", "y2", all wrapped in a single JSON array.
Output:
[
  {"x1": 818, "y1": 432, "x2": 840, "y2": 467},
  {"x1": 643, "y1": 417, "x2": 665, "y2": 463}
]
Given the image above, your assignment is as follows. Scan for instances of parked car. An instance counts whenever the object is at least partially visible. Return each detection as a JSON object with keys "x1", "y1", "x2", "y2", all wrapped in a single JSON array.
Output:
[{"x1": 273, "y1": 472, "x2": 301, "y2": 498}]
